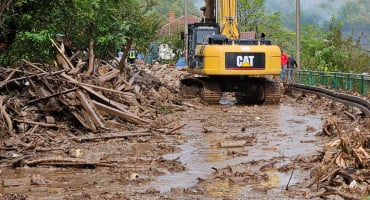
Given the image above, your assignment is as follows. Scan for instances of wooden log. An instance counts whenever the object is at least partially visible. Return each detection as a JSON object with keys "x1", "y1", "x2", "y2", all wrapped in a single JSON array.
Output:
[
  {"x1": 68, "y1": 59, "x2": 84, "y2": 75},
  {"x1": 60, "y1": 72, "x2": 149, "y2": 116},
  {"x1": 76, "y1": 90, "x2": 105, "y2": 128},
  {"x1": 73, "y1": 131, "x2": 152, "y2": 142},
  {"x1": 56, "y1": 50, "x2": 69, "y2": 70},
  {"x1": 323, "y1": 186, "x2": 363, "y2": 200},
  {"x1": 22, "y1": 59, "x2": 46, "y2": 73},
  {"x1": 344, "y1": 111, "x2": 356, "y2": 121},
  {"x1": 71, "y1": 110, "x2": 96, "y2": 131},
  {"x1": 27, "y1": 88, "x2": 77, "y2": 104},
  {"x1": 50, "y1": 39, "x2": 74, "y2": 70},
  {"x1": 85, "y1": 39, "x2": 95, "y2": 76},
  {"x1": 0, "y1": 69, "x2": 66, "y2": 89},
  {"x1": 113, "y1": 73, "x2": 126, "y2": 89},
  {"x1": 22, "y1": 156, "x2": 114, "y2": 168},
  {"x1": 69, "y1": 50, "x2": 81, "y2": 61},
  {"x1": 166, "y1": 124, "x2": 186, "y2": 135},
  {"x1": 93, "y1": 100, "x2": 148, "y2": 124},
  {"x1": 217, "y1": 140, "x2": 247, "y2": 148},
  {"x1": 118, "y1": 38, "x2": 132, "y2": 72},
  {"x1": 128, "y1": 71, "x2": 140, "y2": 85},
  {"x1": 2, "y1": 67, "x2": 18, "y2": 82},
  {"x1": 13, "y1": 119, "x2": 65, "y2": 128},
  {"x1": 62, "y1": 73, "x2": 124, "y2": 96},
  {"x1": 60, "y1": 72, "x2": 129, "y2": 110},
  {"x1": 183, "y1": 102, "x2": 201, "y2": 109},
  {"x1": 0, "y1": 96, "x2": 17, "y2": 137},
  {"x1": 97, "y1": 68, "x2": 120, "y2": 83},
  {"x1": 22, "y1": 124, "x2": 39, "y2": 138},
  {"x1": 115, "y1": 83, "x2": 127, "y2": 91}
]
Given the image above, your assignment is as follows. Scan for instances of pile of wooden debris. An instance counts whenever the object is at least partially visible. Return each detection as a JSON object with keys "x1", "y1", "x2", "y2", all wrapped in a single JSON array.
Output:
[
  {"x1": 0, "y1": 40, "x2": 190, "y2": 139},
  {"x1": 307, "y1": 118, "x2": 370, "y2": 199}
]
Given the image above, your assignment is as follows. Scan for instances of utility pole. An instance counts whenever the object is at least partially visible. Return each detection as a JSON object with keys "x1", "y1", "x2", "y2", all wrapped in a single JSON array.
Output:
[
  {"x1": 184, "y1": 0, "x2": 188, "y2": 66},
  {"x1": 296, "y1": 0, "x2": 300, "y2": 70}
]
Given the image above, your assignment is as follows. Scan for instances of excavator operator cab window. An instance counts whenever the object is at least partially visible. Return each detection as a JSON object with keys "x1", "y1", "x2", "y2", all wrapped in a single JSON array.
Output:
[{"x1": 196, "y1": 28, "x2": 218, "y2": 45}]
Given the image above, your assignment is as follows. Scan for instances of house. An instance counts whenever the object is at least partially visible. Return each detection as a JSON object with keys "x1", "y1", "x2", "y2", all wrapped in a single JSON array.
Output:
[{"x1": 159, "y1": 12, "x2": 201, "y2": 36}]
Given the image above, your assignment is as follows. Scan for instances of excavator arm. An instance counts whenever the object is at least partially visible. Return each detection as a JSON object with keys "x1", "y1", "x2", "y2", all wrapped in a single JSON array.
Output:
[
  {"x1": 204, "y1": 0, "x2": 239, "y2": 40},
  {"x1": 219, "y1": 0, "x2": 239, "y2": 39}
]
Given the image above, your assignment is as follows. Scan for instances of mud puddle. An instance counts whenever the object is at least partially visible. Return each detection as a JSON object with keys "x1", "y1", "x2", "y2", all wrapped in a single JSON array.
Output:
[{"x1": 146, "y1": 102, "x2": 324, "y2": 198}]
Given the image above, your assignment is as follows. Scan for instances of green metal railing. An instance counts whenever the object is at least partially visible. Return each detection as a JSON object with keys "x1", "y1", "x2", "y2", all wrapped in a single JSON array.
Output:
[{"x1": 296, "y1": 70, "x2": 370, "y2": 96}]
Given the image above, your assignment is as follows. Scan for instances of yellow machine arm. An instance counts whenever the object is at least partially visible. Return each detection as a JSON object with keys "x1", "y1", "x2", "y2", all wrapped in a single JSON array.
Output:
[{"x1": 219, "y1": 0, "x2": 239, "y2": 40}]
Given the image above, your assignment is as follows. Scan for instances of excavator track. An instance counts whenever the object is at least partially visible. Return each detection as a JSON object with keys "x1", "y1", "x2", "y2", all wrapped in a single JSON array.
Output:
[
  {"x1": 264, "y1": 80, "x2": 282, "y2": 104},
  {"x1": 180, "y1": 78, "x2": 222, "y2": 104},
  {"x1": 200, "y1": 80, "x2": 222, "y2": 104}
]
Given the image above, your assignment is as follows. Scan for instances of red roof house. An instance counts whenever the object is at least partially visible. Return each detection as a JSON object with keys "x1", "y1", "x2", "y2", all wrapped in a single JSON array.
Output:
[{"x1": 159, "y1": 12, "x2": 201, "y2": 36}]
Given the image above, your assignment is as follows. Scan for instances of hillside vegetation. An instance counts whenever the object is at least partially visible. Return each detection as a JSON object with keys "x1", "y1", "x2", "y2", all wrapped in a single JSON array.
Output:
[{"x1": 0, "y1": 0, "x2": 369, "y2": 72}]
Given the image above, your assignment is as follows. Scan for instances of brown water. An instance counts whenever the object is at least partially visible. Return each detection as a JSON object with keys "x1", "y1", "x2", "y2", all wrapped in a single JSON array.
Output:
[
  {"x1": 145, "y1": 103, "x2": 323, "y2": 199},
  {"x1": 0, "y1": 101, "x2": 324, "y2": 199}
]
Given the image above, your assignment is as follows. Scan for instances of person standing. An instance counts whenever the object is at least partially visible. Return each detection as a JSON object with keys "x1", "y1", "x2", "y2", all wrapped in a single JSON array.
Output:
[
  {"x1": 149, "y1": 41, "x2": 159, "y2": 63},
  {"x1": 287, "y1": 55, "x2": 297, "y2": 82},
  {"x1": 128, "y1": 47, "x2": 137, "y2": 64},
  {"x1": 280, "y1": 50, "x2": 288, "y2": 80}
]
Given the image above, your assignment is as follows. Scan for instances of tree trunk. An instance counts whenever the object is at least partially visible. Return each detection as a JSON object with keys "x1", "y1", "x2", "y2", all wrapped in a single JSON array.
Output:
[
  {"x1": 86, "y1": 39, "x2": 95, "y2": 75},
  {"x1": 118, "y1": 38, "x2": 133, "y2": 73}
]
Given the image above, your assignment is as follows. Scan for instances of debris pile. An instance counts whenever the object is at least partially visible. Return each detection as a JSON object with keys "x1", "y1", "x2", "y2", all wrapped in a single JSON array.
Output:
[
  {"x1": 0, "y1": 41, "x2": 189, "y2": 139},
  {"x1": 307, "y1": 118, "x2": 370, "y2": 199}
]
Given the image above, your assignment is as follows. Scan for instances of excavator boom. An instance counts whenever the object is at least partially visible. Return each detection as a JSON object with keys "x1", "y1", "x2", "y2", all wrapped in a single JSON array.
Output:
[{"x1": 219, "y1": 0, "x2": 239, "y2": 39}]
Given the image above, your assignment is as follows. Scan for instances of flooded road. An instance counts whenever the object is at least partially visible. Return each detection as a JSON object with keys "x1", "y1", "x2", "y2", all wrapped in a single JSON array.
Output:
[
  {"x1": 146, "y1": 102, "x2": 324, "y2": 199},
  {"x1": 0, "y1": 97, "x2": 329, "y2": 200}
]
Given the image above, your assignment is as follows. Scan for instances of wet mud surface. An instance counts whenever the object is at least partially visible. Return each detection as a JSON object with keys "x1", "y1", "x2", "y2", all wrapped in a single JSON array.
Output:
[{"x1": 0, "y1": 92, "x2": 368, "y2": 200}]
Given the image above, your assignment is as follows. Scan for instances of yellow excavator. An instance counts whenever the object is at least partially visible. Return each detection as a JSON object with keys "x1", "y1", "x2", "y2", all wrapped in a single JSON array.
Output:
[{"x1": 181, "y1": 0, "x2": 281, "y2": 104}]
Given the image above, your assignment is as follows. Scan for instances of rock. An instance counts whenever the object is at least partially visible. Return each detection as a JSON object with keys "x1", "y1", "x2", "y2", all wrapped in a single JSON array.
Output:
[{"x1": 30, "y1": 174, "x2": 49, "y2": 185}]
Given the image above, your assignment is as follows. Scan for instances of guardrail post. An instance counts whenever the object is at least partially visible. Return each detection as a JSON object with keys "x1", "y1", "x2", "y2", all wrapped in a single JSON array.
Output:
[
  {"x1": 333, "y1": 73, "x2": 337, "y2": 89},
  {"x1": 361, "y1": 74, "x2": 365, "y2": 95},
  {"x1": 320, "y1": 72, "x2": 325, "y2": 85},
  {"x1": 346, "y1": 73, "x2": 351, "y2": 91}
]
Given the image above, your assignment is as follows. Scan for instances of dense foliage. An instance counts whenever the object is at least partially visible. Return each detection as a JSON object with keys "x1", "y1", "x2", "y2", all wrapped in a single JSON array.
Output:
[
  {"x1": 237, "y1": 0, "x2": 283, "y2": 41},
  {"x1": 299, "y1": 17, "x2": 370, "y2": 72},
  {"x1": 264, "y1": 0, "x2": 370, "y2": 73},
  {"x1": 1, "y1": 0, "x2": 369, "y2": 73},
  {"x1": 0, "y1": 0, "x2": 162, "y2": 65}
]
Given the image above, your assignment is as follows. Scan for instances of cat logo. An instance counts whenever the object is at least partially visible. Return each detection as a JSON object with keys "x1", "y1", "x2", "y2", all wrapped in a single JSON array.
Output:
[{"x1": 236, "y1": 56, "x2": 254, "y2": 67}]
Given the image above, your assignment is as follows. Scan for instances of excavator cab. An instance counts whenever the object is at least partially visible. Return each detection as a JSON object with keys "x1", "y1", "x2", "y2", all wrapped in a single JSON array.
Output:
[{"x1": 188, "y1": 23, "x2": 222, "y2": 68}]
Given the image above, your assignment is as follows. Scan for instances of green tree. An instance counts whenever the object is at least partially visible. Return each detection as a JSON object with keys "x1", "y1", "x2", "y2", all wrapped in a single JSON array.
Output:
[
  {"x1": 237, "y1": 0, "x2": 284, "y2": 43},
  {"x1": 300, "y1": 17, "x2": 370, "y2": 73},
  {"x1": 0, "y1": 0, "x2": 161, "y2": 66}
]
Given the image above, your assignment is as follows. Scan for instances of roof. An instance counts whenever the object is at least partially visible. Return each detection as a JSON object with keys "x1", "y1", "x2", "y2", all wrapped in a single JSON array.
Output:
[{"x1": 159, "y1": 15, "x2": 201, "y2": 36}]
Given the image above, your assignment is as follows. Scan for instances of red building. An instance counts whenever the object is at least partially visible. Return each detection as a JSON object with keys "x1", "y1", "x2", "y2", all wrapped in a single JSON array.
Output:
[{"x1": 159, "y1": 12, "x2": 201, "y2": 36}]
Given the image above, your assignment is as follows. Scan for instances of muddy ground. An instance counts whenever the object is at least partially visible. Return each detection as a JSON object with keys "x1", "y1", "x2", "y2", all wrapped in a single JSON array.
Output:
[{"x1": 1, "y1": 65, "x2": 370, "y2": 200}]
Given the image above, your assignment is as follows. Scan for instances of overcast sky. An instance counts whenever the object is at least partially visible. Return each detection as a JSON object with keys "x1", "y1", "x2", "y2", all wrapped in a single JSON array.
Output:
[
  {"x1": 276, "y1": 0, "x2": 347, "y2": 19},
  {"x1": 194, "y1": 0, "x2": 348, "y2": 20}
]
